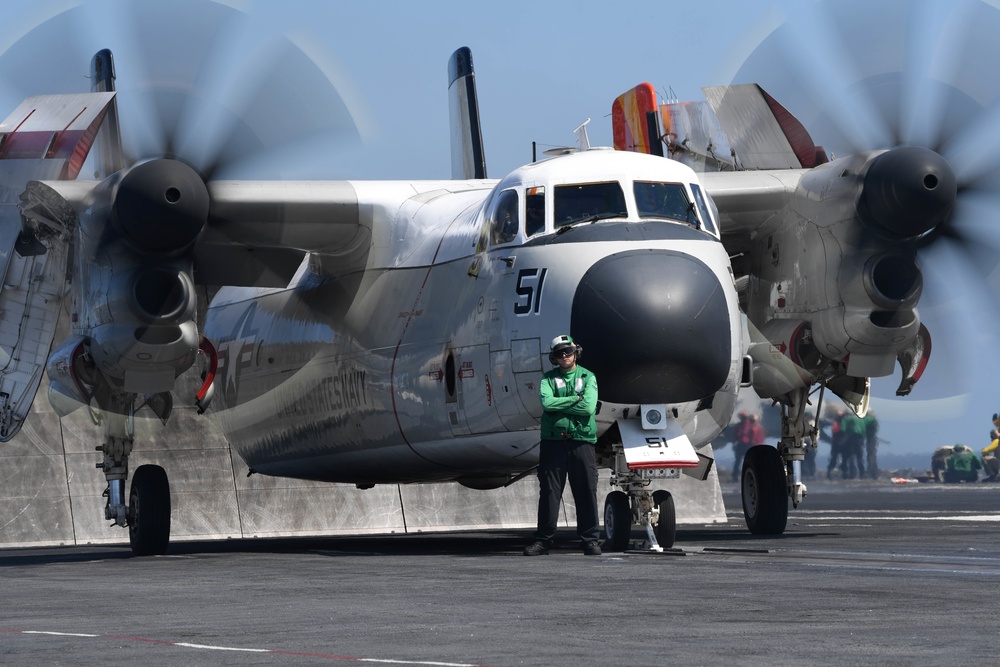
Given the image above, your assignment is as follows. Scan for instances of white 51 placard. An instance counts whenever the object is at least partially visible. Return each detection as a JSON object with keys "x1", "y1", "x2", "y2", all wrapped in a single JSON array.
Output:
[{"x1": 618, "y1": 418, "x2": 700, "y2": 470}]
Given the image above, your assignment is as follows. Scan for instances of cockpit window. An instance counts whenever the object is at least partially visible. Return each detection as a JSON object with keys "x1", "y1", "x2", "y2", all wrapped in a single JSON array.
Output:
[
  {"x1": 554, "y1": 182, "x2": 627, "y2": 228},
  {"x1": 489, "y1": 189, "x2": 519, "y2": 245},
  {"x1": 634, "y1": 181, "x2": 698, "y2": 225},
  {"x1": 690, "y1": 183, "x2": 718, "y2": 235},
  {"x1": 525, "y1": 187, "x2": 545, "y2": 237}
]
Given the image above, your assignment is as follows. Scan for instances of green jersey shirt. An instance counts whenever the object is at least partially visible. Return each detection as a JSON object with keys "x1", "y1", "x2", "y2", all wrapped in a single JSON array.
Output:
[{"x1": 539, "y1": 364, "x2": 598, "y2": 443}]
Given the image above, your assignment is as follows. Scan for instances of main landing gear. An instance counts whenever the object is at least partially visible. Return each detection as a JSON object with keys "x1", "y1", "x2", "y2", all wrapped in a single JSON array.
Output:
[
  {"x1": 740, "y1": 444, "x2": 787, "y2": 534},
  {"x1": 95, "y1": 392, "x2": 172, "y2": 556},
  {"x1": 602, "y1": 451, "x2": 677, "y2": 552},
  {"x1": 739, "y1": 387, "x2": 818, "y2": 535},
  {"x1": 87, "y1": 340, "x2": 213, "y2": 555},
  {"x1": 128, "y1": 464, "x2": 171, "y2": 556}
]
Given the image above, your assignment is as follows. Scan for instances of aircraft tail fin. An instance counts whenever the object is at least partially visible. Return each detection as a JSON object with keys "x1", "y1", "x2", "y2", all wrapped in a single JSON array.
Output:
[
  {"x1": 611, "y1": 83, "x2": 663, "y2": 157},
  {"x1": 448, "y1": 47, "x2": 487, "y2": 179}
]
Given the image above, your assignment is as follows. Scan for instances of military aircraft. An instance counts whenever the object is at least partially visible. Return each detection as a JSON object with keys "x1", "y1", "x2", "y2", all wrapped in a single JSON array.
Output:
[
  {"x1": 2, "y1": 0, "x2": 997, "y2": 557},
  {"x1": 1, "y1": 25, "x2": 751, "y2": 554}
]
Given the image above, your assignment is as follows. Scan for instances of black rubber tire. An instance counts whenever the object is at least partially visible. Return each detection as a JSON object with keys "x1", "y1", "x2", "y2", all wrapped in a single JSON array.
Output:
[
  {"x1": 603, "y1": 490, "x2": 632, "y2": 551},
  {"x1": 741, "y1": 445, "x2": 788, "y2": 535},
  {"x1": 129, "y1": 464, "x2": 171, "y2": 556},
  {"x1": 652, "y1": 490, "x2": 676, "y2": 549}
]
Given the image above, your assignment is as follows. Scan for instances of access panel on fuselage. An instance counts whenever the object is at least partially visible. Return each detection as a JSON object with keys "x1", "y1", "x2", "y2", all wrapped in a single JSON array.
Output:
[{"x1": 448, "y1": 344, "x2": 501, "y2": 435}]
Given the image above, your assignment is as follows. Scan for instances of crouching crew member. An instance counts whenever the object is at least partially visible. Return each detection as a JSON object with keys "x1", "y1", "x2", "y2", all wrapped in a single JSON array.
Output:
[{"x1": 943, "y1": 444, "x2": 982, "y2": 483}]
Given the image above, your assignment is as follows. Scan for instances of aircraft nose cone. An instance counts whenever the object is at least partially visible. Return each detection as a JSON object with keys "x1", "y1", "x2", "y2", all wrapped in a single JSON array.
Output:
[{"x1": 571, "y1": 250, "x2": 732, "y2": 404}]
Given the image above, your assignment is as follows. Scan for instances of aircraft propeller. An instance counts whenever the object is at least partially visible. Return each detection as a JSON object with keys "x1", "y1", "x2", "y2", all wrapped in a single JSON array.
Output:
[
  {"x1": 0, "y1": 0, "x2": 369, "y2": 279},
  {"x1": 1, "y1": 0, "x2": 366, "y2": 175},
  {"x1": 730, "y1": 0, "x2": 1000, "y2": 425}
]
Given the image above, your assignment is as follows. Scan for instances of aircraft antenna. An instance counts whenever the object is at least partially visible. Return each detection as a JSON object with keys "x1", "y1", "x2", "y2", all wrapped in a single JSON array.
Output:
[{"x1": 574, "y1": 118, "x2": 591, "y2": 151}]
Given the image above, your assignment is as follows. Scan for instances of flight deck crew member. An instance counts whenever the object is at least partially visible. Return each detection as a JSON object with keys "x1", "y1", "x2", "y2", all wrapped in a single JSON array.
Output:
[
  {"x1": 982, "y1": 429, "x2": 999, "y2": 482},
  {"x1": 943, "y1": 444, "x2": 982, "y2": 483},
  {"x1": 862, "y1": 411, "x2": 880, "y2": 480},
  {"x1": 732, "y1": 410, "x2": 763, "y2": 482},
  {"x1": 840, "y1": 410, "x2": 866, "y2": 479},
  {"x1": 523, "y1": 335, "x2": 602, "y2": 556}
]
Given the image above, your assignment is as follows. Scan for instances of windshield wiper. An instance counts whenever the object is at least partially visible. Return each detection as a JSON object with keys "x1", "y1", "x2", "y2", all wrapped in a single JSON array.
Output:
[
  {"x1": 586, "y1": 211, "x2": 626, "y2": 223},
  {"x1": 556, "y1": 212, "x2": 625, "y2": 233}
]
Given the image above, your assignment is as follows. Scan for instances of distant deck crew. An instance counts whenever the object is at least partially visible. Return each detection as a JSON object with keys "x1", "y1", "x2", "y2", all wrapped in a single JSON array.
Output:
[
  {"x1": 982, "y1": 429, "x2": 999, "y2": 482},
  {"x1": 943, "y1": 444, "x2": 981, "y2": 484}
]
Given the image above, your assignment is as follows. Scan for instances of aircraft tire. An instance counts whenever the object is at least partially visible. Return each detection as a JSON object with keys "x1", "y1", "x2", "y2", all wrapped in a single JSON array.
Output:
[
  {"x1": 652, "y1": 490, "x2": 676, "y2": 548},
  {"x1": 129, "y1": 464, "x2": 171, "y2": 556},
  {"x1": 603, "y1": 490, "x2": 631, "y2": 551},
  {"x1": 741, "y1": 445, "x2": 788, "y2": 535}
]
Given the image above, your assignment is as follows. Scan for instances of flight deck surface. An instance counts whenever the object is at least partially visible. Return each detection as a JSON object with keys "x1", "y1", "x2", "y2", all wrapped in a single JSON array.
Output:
[{"x1": 2, "y1": 481, "x2": 997, "y2": 667}]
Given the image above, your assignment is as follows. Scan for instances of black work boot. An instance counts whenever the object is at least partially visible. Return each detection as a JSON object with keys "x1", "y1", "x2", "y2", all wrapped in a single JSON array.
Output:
[
  {"x1": 522, "y1": 540, "x2": 550, "y2": 556},
  {"x1": 582, "y1": 541, "x2": 602, "y2": 556}
]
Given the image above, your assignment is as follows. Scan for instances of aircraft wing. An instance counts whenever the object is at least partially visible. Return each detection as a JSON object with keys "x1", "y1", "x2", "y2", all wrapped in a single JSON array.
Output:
[
  {"x1": 701, "y1": 85, "x2": 827, "y2": 170},
  {"x1": 0, "y1": 93, "x2": 115, "y2": 180},
  {"x1": 0, "y1": 93, "x2": 116, "y2": 440},
  {"x1": 699, "y1": 169, "x2": 803, "y2": 255},
  {"x1": 199, "y1": 180, "x2": 370, "y2": 286},
  {"x1": 30, "y1": 179, "x2": 373, "y2": 288}
]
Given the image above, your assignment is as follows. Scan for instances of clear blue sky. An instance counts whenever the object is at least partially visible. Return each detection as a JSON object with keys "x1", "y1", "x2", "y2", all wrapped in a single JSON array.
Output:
[{"x1": 2, "y1": 0, "x2": 999, "y2": 459}]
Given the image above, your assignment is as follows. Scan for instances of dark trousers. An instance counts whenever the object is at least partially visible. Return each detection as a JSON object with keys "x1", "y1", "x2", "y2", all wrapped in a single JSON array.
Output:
[
  {"x1": 732, "y1": 444, "x2": 751, "y2": 481},
  {"x1": 534, "y1": 439, "x2": 600, "y2": 543},
  {"x1": 942, "y1": 469, "x2": 978, "y2": 484},
  {"x1": 866, "y1": 438, "x2": 879, "y2": 479}
]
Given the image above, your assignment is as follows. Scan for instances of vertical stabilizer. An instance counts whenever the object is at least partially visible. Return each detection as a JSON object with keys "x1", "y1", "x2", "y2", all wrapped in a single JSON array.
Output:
[
  {"x1": 612, "y1": 82, "x2": 661, "y2": 155},
  {"x1": 448, "y1": 47, "x2": 487, "y2": 179},
  {"x1": 90, "y1": 48, "x2": 124, "y2": 177}
]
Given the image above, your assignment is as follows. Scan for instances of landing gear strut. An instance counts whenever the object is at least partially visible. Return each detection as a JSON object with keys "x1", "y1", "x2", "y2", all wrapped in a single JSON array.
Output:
[
  {"x1": 97, "y1": 399, "x2": 135, "y2": 527},
  {"x1": 95, "y1": 392, "x2": 172, "y2": 555}
]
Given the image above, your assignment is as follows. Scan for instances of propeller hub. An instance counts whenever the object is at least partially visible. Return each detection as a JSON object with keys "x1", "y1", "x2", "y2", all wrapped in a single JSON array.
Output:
[
  {"x1": 857, "y1": 146, "x2": 957, "y2": 239},
  {"x1": 112, "y1": 158, "x2": 210, "y2": 253}
]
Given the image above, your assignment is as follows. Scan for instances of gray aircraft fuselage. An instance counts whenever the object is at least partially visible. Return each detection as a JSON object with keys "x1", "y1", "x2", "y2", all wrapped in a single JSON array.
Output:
[{"x1": 204, "y1": 150, "x2": 744, "y2": 486}]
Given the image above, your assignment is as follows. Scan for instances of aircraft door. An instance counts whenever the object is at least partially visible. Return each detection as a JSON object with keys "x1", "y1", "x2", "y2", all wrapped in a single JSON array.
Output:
[
  {"x1": 447, "y1": 344, "x2": 502, "y2": 435},
  {"x1": 489, "y1": 349, "x2": 536, "y2": 430},
  {"x1": 511, "y1": 337, "x2": 544, "y2": 420}
]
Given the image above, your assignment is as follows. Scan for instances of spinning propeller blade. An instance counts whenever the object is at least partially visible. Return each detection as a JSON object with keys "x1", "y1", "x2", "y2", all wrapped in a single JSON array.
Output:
[{"x1": 731, "y1": 0, "x2": 1000, "y2": 428}]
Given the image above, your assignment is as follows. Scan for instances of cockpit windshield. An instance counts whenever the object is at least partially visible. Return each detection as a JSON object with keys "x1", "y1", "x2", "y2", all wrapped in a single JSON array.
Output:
[
  {"x1": 554, "y1": 182, "x2": 628, "y2": 228},
  {"x1": 690, "y1": 183, "x2": 718, "y2": 235},
  {"x1": 633, "y1": 181, "x2": 699, "y2": 226}
]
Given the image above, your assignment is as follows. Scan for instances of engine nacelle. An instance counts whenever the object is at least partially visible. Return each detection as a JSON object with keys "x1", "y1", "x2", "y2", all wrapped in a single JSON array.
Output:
[
  {"x1": 72, "y1": 177, "x2": 203, "y2": 395},
  {"x1": 77, "y1": 256, "x2": 200, "y2": 392},
  {"x1": 746, "y1": 148, "x2": 945, "y2": 381},
  {"x1": 89, "y1": 320, "x2": 200, "y2": 393},
  {"x1": 813, "y1": 249, "x2": 923, "y2": 377}
]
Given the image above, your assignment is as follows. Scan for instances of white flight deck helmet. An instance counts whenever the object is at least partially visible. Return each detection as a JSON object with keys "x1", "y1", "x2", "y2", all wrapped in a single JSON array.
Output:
[{"x1": 549, "y1": 334, "x2": 582, "y2": 365}]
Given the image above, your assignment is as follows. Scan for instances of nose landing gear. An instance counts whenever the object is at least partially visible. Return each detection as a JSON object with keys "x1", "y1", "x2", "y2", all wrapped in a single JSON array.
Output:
[{"x1": 603, "y1": 457, "x2": 677, "y2": 552}]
